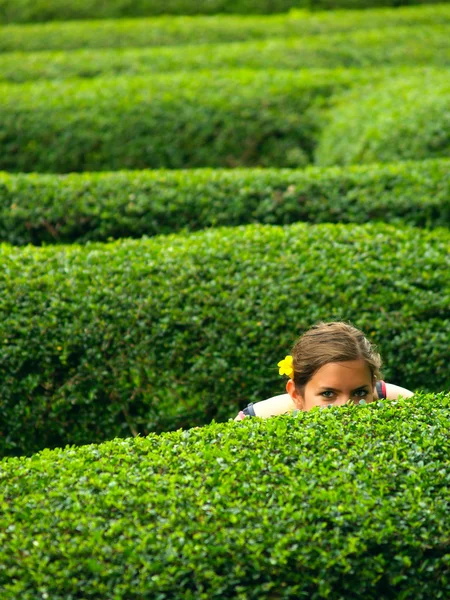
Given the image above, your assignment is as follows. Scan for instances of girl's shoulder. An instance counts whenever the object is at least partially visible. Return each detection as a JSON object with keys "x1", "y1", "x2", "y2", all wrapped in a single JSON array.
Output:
[
  {"x1": 248, "y1": 394, "x2": 295, "y2": 418},
  {"x1": 383, "y1": 382, "x2": 415, "y2": 400}
]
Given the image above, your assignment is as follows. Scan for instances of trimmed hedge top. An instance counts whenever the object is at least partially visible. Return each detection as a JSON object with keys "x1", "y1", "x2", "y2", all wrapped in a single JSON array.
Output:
[
  {"x1": 0, "y1": 158, "x2": 449, "y2": 246},
  {"x1": 0, "y1": 221, "x2": 448, "y2": 457},
  {"x1": 315, "y1": 69, "x2": 450, "y2": 166},
  {"x1": 0, "y1": 67, "x2": 362, "y2": 173},
  {"x1": 1, "y1": 25, "x2": 449, "y2": 83},
  {"x1": 1, "y1": 4, "x2": 449, "y2": 53},
  {"x1": 1, "y1": 0, "x2": 306, "y2": 23},
  {"x1": 0, "y1": 392, "x2": 449, "y2": 599},
  {"x1": 1, "y1": 0, "x2": 450, "y2": 24},
  {"x1": 1, "y1": 66, "x2": 442, "y2": 173}
]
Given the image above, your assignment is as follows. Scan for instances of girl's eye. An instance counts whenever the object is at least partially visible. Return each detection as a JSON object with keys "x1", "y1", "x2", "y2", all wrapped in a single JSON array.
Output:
[{"x1": 321, "y1": 389, "x2": 368, "y2": 399}]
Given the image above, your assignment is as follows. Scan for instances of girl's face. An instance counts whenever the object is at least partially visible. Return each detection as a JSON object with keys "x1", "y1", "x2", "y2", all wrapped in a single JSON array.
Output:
[{"x1": 287, "y1": 359, "x2": 375, "y2": 411}]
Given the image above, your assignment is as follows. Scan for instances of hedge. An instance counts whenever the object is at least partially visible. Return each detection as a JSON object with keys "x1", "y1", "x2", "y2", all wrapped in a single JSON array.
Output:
[
  {"x1": 1, "y1": 0, "x2": 304, "y2": 23},
  {"x1": 1, "y1": 4, "x2": 449, "y2": 53},
  {"x1": 0, "y1": 393, "x2": 449, "y2": 599},
  {"x1": 0, "y1": 221, "x2": 448, "y2": 458},
  {"x1": 315, "y1": 70, "x2": 450, "y2": 166},
  {"x1": 1, "y1": 159, "x2": 449, "y2": 246},
  {"x1": 313, "y1": 0, "x2": 448, "y2": 7},
  {"x1": 0, "y1": 68, "x2": 370, "y2": 174},
  {"x1": 1, "y1": 0, "x2": 449, "y2": 24},
  {"x1": 1, "y1": 26, "x2": 449, "y2": 83}
]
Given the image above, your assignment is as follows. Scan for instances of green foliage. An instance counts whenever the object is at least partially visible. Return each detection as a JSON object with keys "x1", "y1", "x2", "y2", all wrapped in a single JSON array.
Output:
[
  {"x1": 1, "y1": 0, "x2": 448, "y2": 592},
  {"x1": 1, "y1": 4, "x2": 449, "y2": 53},
  {"x1": 315, "y1": 70, "x2": 450, "y2": 166},
  {"x1": 0, "y1": 392, "x2": 449, "y2": 599},
  {"x1": 0, "y1": 68, "x2": 364, "y2": 173},
  {"x1": 0, "y1": 0, "x2": 304, "y2": 24},
  {"x1": 314, "y1": 0, "x2": 448, "y2": 7},
  {"x1": 1, "y1": 25, "x2": 449, "y2": 83},
  {"x1": 1, "y1": 0, "x2": 449, "y2": 24},
  {"x1": 0, "y1": 222, "x2": 448, "y2": 457},
  {"x1": 0, "y1": 159, "x2": 449, "y2": 246}
]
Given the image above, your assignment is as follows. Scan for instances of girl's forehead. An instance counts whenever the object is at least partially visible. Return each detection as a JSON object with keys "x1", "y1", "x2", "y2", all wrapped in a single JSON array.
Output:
[{"x1": 310, "y1": 360, "x2": 372, "y2": 386}]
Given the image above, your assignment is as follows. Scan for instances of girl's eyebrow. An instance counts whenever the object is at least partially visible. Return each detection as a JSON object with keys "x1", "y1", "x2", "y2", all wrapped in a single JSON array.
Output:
[{"x1": 318, "y1": 385, "x2": 370, "y2": 391}]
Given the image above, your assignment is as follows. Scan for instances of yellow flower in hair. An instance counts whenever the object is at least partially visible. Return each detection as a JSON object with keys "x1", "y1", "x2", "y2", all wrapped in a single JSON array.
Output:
[{"x1": 278, "y1": 355, "x2": 294, "y2": 378}]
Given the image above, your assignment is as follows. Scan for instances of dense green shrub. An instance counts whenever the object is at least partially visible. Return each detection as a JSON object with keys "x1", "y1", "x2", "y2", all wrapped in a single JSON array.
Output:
[
  {"x1": 314, "y1": 0, "x2": 446, "y2": 7},
  {"x1": 1, "y1": 26, "x2": 449, "y2": 83},
  {"x1": 1, "y1": 4, "x2": 449, "y2": 53},
  {"x1": 0, "y1": 0, "x2": 302, "y2": 23},
  {"x1": 1, "y1": 0, "x2": 449, "y2": 23},
  {"x1": 315, "y1": 70, "x2": 450, "y2": 166},
  {"x1": 0, "y1": 222, "x2": 448, "y2": 457},
  {"x1": 0, "y1": 68, "x2": 367, "y2": 173},
  {"x1": 0, "y1": 393, "x2": 449, "y2": 599},
  {"x1": 1, "y1": 159, "x2": 449, "y2": 246}
]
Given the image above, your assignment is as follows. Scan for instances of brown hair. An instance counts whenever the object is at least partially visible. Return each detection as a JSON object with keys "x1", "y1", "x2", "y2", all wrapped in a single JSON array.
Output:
[{"x1": 291, "y1": 321, "x2": 383, "y2": 398}]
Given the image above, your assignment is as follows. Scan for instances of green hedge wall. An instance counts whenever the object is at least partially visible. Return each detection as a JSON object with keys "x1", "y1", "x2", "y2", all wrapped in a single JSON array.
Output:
[
  {"x1": 0, "y1": 68, "x2": 365, "y2": 174},
  {"x1": 1, "y1": 4, "x2": 449, "y2": 53},
  {"x1": 0, "y1": 393, "x2": 449, "y2": 599},
  {"x1": 1, "y1": 159, "x2": 449, "y2": 246},
  {"x1": 0, "y1": 0, "x2": 304, "y2": 23},
  {"x1": 1, "y1": 26, "x2": 449, "y2": 83},
  {"x1": 0, "y1": 222, "x2": 448, "y2": 458},
  {"x1": 314, "y1": 0, "x2": 446, "y2": 7},
  {"x1": 1, "y1": 0, "x2": 449, "y2": 23},
  {"x1": 316, "y1": 71, "x2": 450, "y2": 166}
]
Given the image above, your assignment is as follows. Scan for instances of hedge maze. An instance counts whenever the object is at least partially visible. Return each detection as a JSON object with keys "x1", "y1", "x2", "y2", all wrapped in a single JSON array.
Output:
[{"x1": 0, "y1": 2, "x2": 449, "y2": 599}]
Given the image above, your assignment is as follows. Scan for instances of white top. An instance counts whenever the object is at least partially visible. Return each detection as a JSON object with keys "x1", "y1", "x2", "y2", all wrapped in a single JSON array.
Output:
[{"x1": 252, "y1": 393, "x2": 296, "y2": 418}]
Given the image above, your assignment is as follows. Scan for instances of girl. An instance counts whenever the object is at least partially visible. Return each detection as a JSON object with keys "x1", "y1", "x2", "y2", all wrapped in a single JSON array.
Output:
[{"x1": 234, "y1": 321, "x2": 414, "y2": 421}]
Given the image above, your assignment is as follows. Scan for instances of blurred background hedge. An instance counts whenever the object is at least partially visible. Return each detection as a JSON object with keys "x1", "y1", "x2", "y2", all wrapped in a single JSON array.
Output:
[
  {"x1": 2, "y1": 68, "x2": 448, "y2": 173},
  {"x1": 316, "y1": 71, "x2": 450, "y2": 166},
  {"x1": 0, "y1": 159, "x2": 449, "y2": 246},
  {"x1": 1, "y1": 26, "x2": 449, "y2": 83},
  {"x1": 0, "y1": 69, "x2": 356, "y2": 173},
  {"x1": 1, "y1": 0, "x2": 449, "y2": 23},
  {"x1": 1, "y1": 4, "x2": 449, "y2": 52}
]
